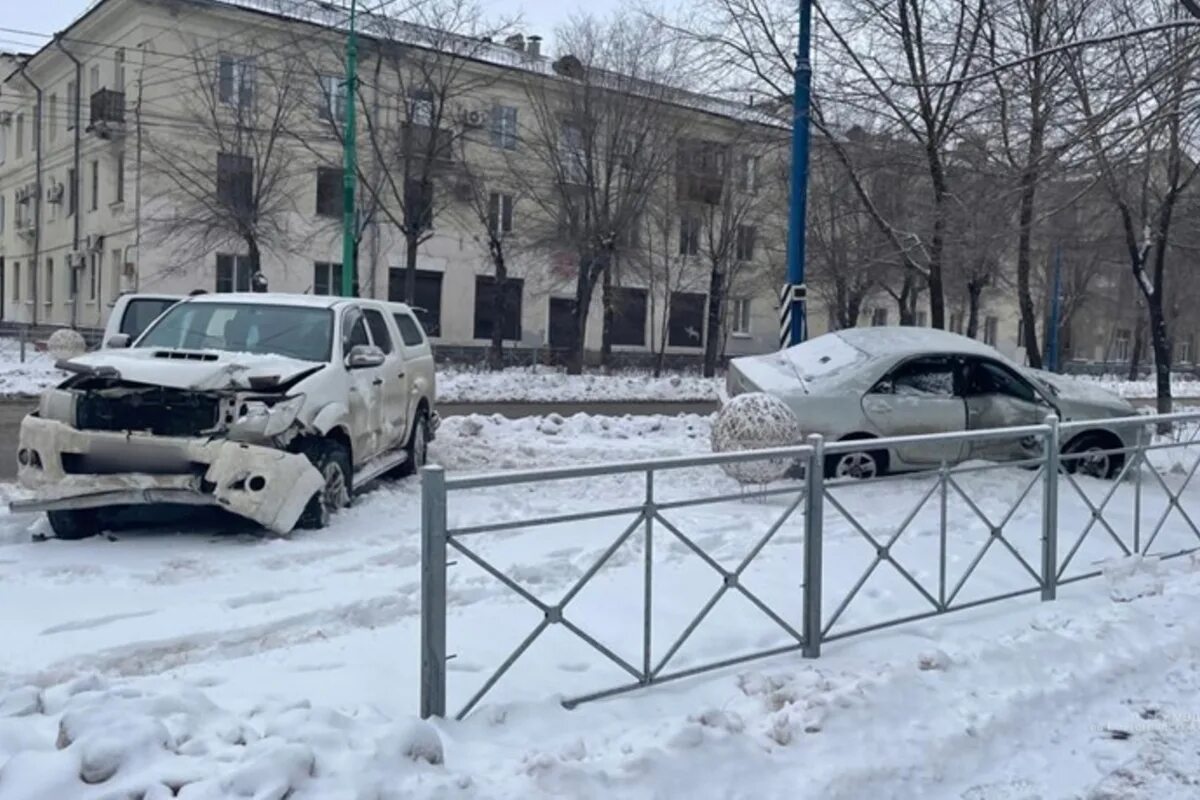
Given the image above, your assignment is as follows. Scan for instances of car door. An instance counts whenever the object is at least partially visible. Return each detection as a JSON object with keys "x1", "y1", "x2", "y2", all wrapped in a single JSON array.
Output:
[
  {"x1": 341, "y1": 305, "x2": 384, "y2": 464},
  {"x1": 963, "y1": 357, "x2": 1053, "y2": 462},
  {"x1": 362, "y1": 305, "x2": 408, "y2": 452},
  {"x1": 861, "y1": 355, "x2": 967, "y2": 466}
]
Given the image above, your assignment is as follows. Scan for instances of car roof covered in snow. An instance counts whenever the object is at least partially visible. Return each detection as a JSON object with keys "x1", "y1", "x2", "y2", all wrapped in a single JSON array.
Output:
[
  {"x1": 833, "y1": 326, "x2": 1003, "y2": 361},
  {"x1": 181, "y1": 293, "x2": 417, "y2": 314}
]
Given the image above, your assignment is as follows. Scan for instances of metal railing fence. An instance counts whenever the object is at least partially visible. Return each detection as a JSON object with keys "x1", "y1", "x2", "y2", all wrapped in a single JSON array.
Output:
[{"x1": 420, "y1": 411, "x2": 1200, "y2": 719}]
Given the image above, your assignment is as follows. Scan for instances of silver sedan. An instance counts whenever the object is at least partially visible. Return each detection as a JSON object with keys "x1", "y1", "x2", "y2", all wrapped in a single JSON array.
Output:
[{"x1": 726, "y1": 327, "x2": 1138, "y2": 479}]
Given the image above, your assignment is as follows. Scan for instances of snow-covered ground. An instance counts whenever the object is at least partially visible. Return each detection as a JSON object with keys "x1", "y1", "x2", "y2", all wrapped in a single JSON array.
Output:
[
  {"x1": 437, "y1": 366, "x2": 720, "y2": 403},
  {"x1": 1077, "y1": 374, "x2": 1200, "y2": 400},
  {"x1": 2, "y1": 412, "x2": 1200, "y2": 797},
  {"x1": 0, "y1": 340, "x2": 65, "y2": 397}
]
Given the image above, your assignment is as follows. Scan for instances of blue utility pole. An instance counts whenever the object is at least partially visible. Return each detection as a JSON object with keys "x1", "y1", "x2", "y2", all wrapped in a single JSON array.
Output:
[
  {"x1": 1046, "y1": 245, "x2": 1063, "y2": 372},
  {"x1": 341, "y1": 0, "x2": 358, "y2": 297},
  {"x1": 781, "y1": 0, "x2": 814, "y2": 348}
]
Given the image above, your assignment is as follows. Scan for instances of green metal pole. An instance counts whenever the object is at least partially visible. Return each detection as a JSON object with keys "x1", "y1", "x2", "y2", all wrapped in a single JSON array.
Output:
[{"x1": 341, "y1": 0, "x2": 358, "y2": 297}]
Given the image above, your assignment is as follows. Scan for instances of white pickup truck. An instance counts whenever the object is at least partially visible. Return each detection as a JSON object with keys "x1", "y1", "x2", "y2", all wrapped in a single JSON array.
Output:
[{"x1": 13, "y1": 292, "x2": 438, "y2": 539}]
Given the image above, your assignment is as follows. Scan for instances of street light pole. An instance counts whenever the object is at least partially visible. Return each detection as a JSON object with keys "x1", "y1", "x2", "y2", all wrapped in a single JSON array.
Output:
[
  {"x1": 781, "y1": 0, "x2": 814, "y2": 348},
  {"x1": 341, "y1": 0, "x2": 359, "y2": 297},
  {"x1": 1047, "y1": 244, "x2": 1063, "y2": 372}
]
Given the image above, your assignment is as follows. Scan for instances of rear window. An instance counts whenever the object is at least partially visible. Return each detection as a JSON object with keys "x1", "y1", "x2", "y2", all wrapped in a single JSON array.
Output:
[
  {"x1": 363, "y1": 309, "x2": 394, "y2": 354},
  {"x1": 121, "y1": 299, "x2": 178, "y2": 339},
  {"x1": 393, "y1": 313, "x2": 425, "y2": 346}
]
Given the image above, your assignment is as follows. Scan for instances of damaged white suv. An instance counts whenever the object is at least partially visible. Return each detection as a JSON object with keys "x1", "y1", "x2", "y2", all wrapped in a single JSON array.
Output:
[{"x1": 12, "y1": 293, "x2": 438, "y2": 539}]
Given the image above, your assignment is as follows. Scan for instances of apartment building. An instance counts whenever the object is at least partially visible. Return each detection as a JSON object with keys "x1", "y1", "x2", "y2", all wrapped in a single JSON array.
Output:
[{"x1": 0, "y1": 0, "x2": 804, "y2": 362}]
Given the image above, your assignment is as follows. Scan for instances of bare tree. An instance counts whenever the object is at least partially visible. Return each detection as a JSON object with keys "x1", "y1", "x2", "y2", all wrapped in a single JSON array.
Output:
[
  {"x1": 1066, "y1": 0, "x2": 1200, "y2": 414},
  {"x1": 143, "y1": 35, "x2": 308, "y2": 283},
  {"x1": 637, "y1": 188, "x2": 701, "y2": 376},
  {"x1": 514, "y1": 13, "x2": 691, "y2": 374}
]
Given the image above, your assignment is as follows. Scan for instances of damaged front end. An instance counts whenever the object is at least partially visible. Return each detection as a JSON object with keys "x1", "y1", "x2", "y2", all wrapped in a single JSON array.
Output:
[{"x1": 12, "y1": 369, "x2": 323, "y2": 534}]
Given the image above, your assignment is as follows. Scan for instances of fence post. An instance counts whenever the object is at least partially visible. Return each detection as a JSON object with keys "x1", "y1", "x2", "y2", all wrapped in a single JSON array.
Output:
[
  {"x1": 1041, "y1": 415, "x2": 1059, "y2": 602},
  {"x1": 803, "y1": 434, "x2": 825, "y2": 657},
  {"x1": 420, "y1": 465, "x2": 448, "y2": 719}
]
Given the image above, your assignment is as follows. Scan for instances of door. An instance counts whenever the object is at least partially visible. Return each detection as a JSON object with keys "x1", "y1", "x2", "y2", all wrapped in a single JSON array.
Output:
[
  {"x1": 363, "y1": 306, "x2": 409, "y2": 452},
  {"x1": 342, "y1": 306, "x2": 384, "y2": 464},
  {"x1": 963, "y1": 357, "x2": 1052, "y2": 462},
  {"x1": 861, "y1": 355, "x2": 967, "y2": 466}
]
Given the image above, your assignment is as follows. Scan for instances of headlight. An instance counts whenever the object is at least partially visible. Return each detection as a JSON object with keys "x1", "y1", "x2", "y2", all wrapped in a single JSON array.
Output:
[{"x1": 229, "y1": 395, "x2": 305, "y2": 440}]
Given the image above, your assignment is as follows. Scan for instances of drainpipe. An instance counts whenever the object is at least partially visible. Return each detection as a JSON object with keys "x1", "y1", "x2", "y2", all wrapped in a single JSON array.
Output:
[
  {"x1": 17, "y1": 65, "x2": 42, "y2": 327},
  {"x1": 55, "y1": 37, "x2": 83, "y2": 329}
]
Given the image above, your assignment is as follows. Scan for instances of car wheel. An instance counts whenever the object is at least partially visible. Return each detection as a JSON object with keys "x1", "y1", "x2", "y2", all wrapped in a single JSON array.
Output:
[
  {"x1": 397, "y1": 410, "x2": 430, "y2": 478},
  {"x1": 1064, "y1": 434, "x2": 1124, "y2": 480},
  {"x1": 297, "y1": 439, "x2": 353, "y2": 530},
  {"x1": 825, "y1": 448, "x2": 885, "y2": 480},
  {"x1": 47, "y1": 509, "x2": 100, "y2": 540}
]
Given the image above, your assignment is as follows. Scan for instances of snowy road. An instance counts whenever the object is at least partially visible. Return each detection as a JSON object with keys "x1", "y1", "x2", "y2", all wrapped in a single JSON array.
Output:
[{"x1": 2, "y1": 412, "x2": 1200, "y2": 798}]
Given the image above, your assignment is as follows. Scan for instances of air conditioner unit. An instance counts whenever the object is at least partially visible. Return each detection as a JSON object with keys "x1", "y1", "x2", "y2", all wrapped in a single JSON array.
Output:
[
  {"x1": 462, "y1": 108, "x2": 486, "y2": 128},
  {"x1": 68, "y1": 251, "x2": 87, "y2": 268},
  {"x1": 0, "y1": 111, "x2": 11, "y2": 126},
  {"x1": 85, "y1": 233, "x2": 104, "y2": 252},
  {"x1": 46, "y1": 183, "x2": 64, "y2": 204}
]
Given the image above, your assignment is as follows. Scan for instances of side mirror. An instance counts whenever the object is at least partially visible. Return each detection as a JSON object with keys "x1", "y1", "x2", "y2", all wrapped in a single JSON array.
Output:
[
  {"x1": 873, "y1": 380, "x2": 894, "y2": 395},
  {"x1": 105, "y1": 333, "x2": 131, "y2": 349},
  {"x1": 346, "y1": 344, "x2": 385, "y2": 369}
]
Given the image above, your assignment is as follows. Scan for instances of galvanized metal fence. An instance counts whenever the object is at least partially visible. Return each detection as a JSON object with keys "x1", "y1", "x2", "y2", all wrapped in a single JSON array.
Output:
[{"x1": 420, "y1": 411, "x2": 1200, "y2": 719}]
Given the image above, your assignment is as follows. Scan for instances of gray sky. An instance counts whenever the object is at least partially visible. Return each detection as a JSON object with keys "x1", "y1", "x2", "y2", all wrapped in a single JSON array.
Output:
[{"x1": 0, "y1": 0, "x2": 604, "y2": 55}]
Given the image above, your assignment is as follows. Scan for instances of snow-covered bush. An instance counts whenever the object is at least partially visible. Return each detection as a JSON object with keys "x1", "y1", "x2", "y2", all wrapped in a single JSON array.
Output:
[
  {"x1": 46, "y1": 329, "x2": 87, "y2": 361},
  {"x1": 711, "y1": 393, "x2": 802, "y2": 484}
]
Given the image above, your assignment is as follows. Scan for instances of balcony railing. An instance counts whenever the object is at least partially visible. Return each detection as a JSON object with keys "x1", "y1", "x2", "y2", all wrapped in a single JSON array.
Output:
[{"x1": 88, "y1": 89, "x2": 125, "y2": 136}]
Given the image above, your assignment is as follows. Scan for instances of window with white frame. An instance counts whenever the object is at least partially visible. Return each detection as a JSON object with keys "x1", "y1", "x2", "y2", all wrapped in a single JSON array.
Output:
[
  {"x1": 737, "y1": 155, "x2": 759, "y2": 193},
  {"x1": 89, "y1": 64, "x2": 100, "y2": 95},
  {"x1": 48, "y1": 94, "x2": 57, "y2": 142},
  {"x1": 490, "y1": 104, "x2": 517, "y2": 149},
  {"x1": 731, "y1": 298, "x2": 752, "y2": 334},
  {"x1": 487, "y1": 192, "x2": 514, "y2": 236},
  {"x1": 871, "y1": 307, "x2": 888, "y2": 326},
  {"x1": 216, "y1": 253, "x2": 254, "y2": 292},
  {"x1": 679, "y1": 214, "x2": 701, "y2": 256},
  {"x1": 217, "y1": 54, "x2": 255, "y2": 109},
  {"x1": 317, "y1": 74, "x2": 347, "y2": 122},
  {"x1": 1178, "y1": 335, "x2": 1194, "y2": 364},
  {"x1": 559, "y1": 121, "x2": 586, "y2": 183},
  {"x1": 114, "y1": 47, "x2": 125, "y2": 91},
  {"x1": 66, "y1": 81, "x2": 77, "y2": 130},
  {"x1": 407, "y1": 87, "x2": 434, "y2": 126},
  {"x1": 949, "y1": 313, "x2": 963, "y2": 334},
  {"x1": 735, "y1": 225, "x2": 756, "y2": 261},
  {"x1": 15, "y1": 113, "x2": 23, "y2": 158},
  {"x1": 1114, "y1": 328, "x2": 1132, "y2": 361},
  {"x1": 916, "y1": 311, "x2": 928, "y2": 327}
]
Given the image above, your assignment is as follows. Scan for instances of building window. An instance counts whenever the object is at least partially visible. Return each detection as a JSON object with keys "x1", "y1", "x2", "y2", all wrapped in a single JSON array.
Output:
[
  {"x1": 735, "y1": 225, "x2": 756, "y2": 261},
  {"x1": 216, "y1": 253, "x2": 254, "y2": 292},
  {"x1": 1178, "y1": 335, "x2": 1193, "y2": 364},
  {"x1": 559, "y1": 122, "x2": 586, "y2": 183},
  {"x1": 731, "y1": 298, "x2": 752, "y2": 335},
  {"x1": 676, "y1": 139, "x2": 727, "y2": 204},
  {"x1": 114, "y1": 47, "x2": 125, "y2": 90},
  {"x1": 871, "y1": 307, "x2": 888, "y2": 327},
  {"x1": 1114, "y1": 328, "x2": 1132, "y2": 362},
  {"x1": 407, "y1": 87, "x2": 434, "y2": 126},
  {"x1": 487, "y1": 192, "x2": 514, "y2": 236},
  {"x1": 737, "y1": 155, "x2": 759, "y2": 193},
  {"x1": 217, "y1": 153, "x2": 253, "y2": 212},
  {"x1": 0, "y1": 123, "x2": 5, "y2": 165},
  {"x1": 0, "y1": 194, "x2": 4, "y2": 234},
  {"x1": 679, "y1": 214, "x2": 701, "y2": 256},
  {"x1": 668, "y1": 292, "x2": 706, "y2": 347},
  {"x1": 474, "y1": 275, "x2": 523, "y2": 341},
  {"x1": 316, "y1": 167, "x2": 342, "y2": 218},
  {"x1": 217, "y1": 54, "x2": 255, "y2": 108},
  {"x1": 115, "y1": 151, "x2": 125, "y2": 204},
  {"x1": 15, "y1": 113, "x2": 23, "y2": 158},
  {"x1": 617, "y1": 215, "x2": 641, "y2": 250},
  {"x1": 66, "y1": 81, "x2": 77, "y2": 131},
  {"x1": 67, "y1": 167, "x2": 77, "y2": 216},
  {"x1": 110, "y1": 248, "x2": 122, "y2": 301},
  {"x1": 388, "y1": 268, "x2": 443, "y2": 336},
  {"x1": 949, "y1": 313, "x2": 963, "y2": 334},
  {"x1": 89, "y1": 64, "x2": 100, "y2": 95},
  {"x1": 312, "y1": 261, "x2": 357, "y2": 296},
  {"x1": 984, "y1": 316, "x2": 999, "y2": 347},
  {"x1": 44, "y1": 259, "x2": 53, "y2": 305},
  {"x1": 404, "y1": 178, "x2": 433, "y2": 232},
  {"x1": 48, "y1": 94, "x2": 57, "y2": 143},
  {"x1": 89, "y1": 251, "x2": 101, "y2": 300},
  {"x1": 916, "y1": 311, "x2": 928, "y2": 327},
  {"x1": 11, "y1": 262, "x2": 19, "y2": 302},
  {"x1": 490, "y1": 104, "x2": 517, "y2": 149},
  {"x1": 90, "y1": 160, "x2": 99, "y2": 211},
  {"x1": 317, "y1": 74, "x2": 347, "y2": 122},
  {"x1": 611, "y1": 287, "x2": 647, "y2": 346}
]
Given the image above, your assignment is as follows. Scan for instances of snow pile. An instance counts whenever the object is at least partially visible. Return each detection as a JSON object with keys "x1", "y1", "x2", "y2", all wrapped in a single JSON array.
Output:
[
  {"x1": 436, "y1": 365, "x2": 719, "y2": 403},
  {"x1": 0, "y1": 339, "x2": 64, "y2": 397}
]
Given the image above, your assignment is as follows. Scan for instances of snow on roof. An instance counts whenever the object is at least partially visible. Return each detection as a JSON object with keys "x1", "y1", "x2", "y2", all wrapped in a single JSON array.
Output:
[
  {"x1": 185, "y1": 292, "x2": 345, "y2": 309},
  {"x1": 833, "y1": 326, "x2": 1002, "y2": 361}
]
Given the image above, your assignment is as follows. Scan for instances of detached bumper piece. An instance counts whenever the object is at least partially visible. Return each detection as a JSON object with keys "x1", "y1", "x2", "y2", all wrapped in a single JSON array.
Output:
[{"x1": 13, "y1": 416, "x2": 324, "y2": 534}]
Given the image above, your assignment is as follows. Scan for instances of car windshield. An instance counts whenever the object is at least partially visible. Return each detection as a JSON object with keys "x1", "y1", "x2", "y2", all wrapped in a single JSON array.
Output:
[{"x1": 136, "y1": 302, "x2": 334, "y2": 362}]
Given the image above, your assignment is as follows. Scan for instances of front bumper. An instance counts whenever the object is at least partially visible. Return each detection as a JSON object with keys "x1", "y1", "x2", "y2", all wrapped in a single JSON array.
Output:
[{"x1": 12, "y1": 416, "x2": 324, "y2": 534}]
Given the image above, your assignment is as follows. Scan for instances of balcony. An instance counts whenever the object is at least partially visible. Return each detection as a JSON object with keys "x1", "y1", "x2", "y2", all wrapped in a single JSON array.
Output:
[{"x1": 88, "y1": 89, "x2": 126, "y2": 138}]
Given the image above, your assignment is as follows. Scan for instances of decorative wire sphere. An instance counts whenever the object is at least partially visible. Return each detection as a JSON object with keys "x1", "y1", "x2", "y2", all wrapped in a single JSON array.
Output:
[
  {"x1": 711, "y1": 392, "x2": 803, "y2": 485},
  {"x1": 47, "y1": 329, "x2": 88, "y2": 361}
]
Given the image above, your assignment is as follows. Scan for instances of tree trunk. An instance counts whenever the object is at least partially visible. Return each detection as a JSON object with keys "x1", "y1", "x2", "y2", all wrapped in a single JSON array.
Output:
[
  {"x1": 600, "y1": 261, "x2": 614, "y2": 371},
  {"x1": 487, "y1": 241, "x2": 507, "y2": 371},
  {"x1": 926, "y1": 152, "x2": 948, "y2": 328},
  {"x1": 403, "y1": 232, "x2": 419, "y2": 304},
  {"x1": 568, "y1": 254, "x2": 602, "y2": 375},
  {"x1": 702, "y1": 262, "x2": 724, "y2": 378},
  {"x1": 246, "y1": 236, "x2": 262, "y2": 292},
  {"x1": 1128, "y1": 319, "x2": 1144, "y2": 381},
  {"x1": 966, "y1": 283, "x2": 983, "y2": 339},
  {"x1": 1016, "y1": 178, "x2": 1042, "y2": 368},
  {"x1": 1149, "y1": 296, "x2": 1172, "y2": 416}
]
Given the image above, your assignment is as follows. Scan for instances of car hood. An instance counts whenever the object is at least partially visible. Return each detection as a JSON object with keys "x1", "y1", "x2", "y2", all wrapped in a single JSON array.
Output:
[
  {"x1": 1020, "y1": 368, "x2": 1135, "y2": 416},
  {"x1": 58, "y1": 348, "x2": 325, "y2": 392}
]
